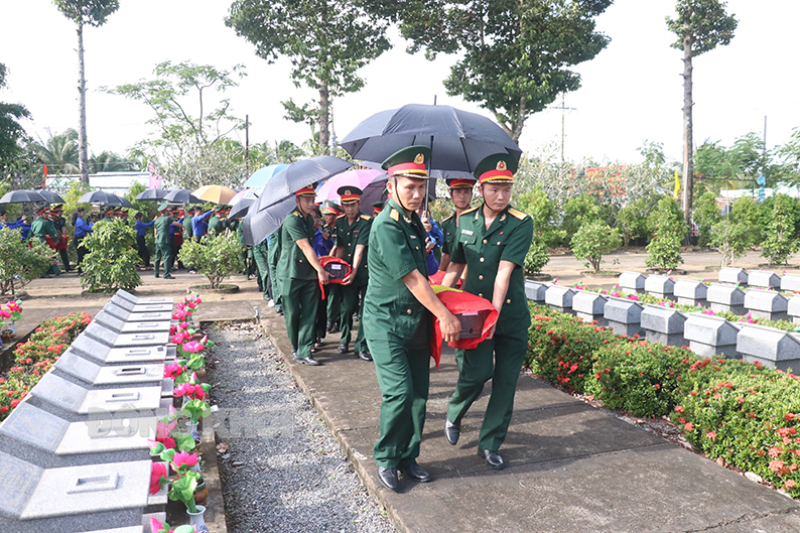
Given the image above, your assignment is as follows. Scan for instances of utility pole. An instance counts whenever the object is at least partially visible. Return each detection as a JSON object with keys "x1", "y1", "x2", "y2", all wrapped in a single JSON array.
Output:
[
  {"x1": 548, "y1": 93, "x2": 575, "y2": 163},
  {"x1": 245, "y1": 115, "x2": 250, "y2": 174}
]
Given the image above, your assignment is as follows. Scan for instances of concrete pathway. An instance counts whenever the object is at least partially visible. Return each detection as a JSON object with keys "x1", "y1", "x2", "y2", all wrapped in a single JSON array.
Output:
[{"x1": 260, "y1": 310, "x2": 800, "y2": 533}]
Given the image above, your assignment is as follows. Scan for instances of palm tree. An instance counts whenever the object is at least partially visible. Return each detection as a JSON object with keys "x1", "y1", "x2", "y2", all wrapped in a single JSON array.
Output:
[
  {"x1": 90, "y1": 151, "x2": 134, "y2": 172},
  {"x1": 29, "y1": 129, "x2": 80, "y2": 175}
]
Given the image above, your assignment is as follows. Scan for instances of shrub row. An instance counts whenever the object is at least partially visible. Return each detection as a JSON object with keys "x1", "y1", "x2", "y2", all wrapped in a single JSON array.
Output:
[{"x1": 526, "y1": 302, "x2": 800, "y2": 498}]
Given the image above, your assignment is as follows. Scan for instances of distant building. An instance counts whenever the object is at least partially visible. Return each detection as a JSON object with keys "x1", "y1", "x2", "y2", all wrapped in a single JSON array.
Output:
[{"x1": 45, "y1": 172, "x2": 149, "y2": 196}]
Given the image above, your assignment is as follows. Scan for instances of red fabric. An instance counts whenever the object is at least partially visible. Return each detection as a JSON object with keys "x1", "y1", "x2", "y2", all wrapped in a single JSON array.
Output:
[
  {"x1": 318, "y1": 256, "x2": 352, "y2": 299},
  {"x1": 45, "y1": 235, "x2": 69, "y2": 250},
  {"x1": 174, "y1": 232, "x2": 183, "y2": 247},
  {"x1": 430, "y1": 286, "x2": 498, "y2": 369},
  {"x1": 428, "y1": 270, "x2": 462, "y2": 289}
]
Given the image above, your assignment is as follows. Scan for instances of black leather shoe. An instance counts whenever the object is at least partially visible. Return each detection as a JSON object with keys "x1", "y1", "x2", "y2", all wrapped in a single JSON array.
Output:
[
  {"x1": 297, "y1": 356, "x2": 321, "y2": 366},
  {"x1": 337, "y1": 343, "x2": 349, "y2": 354},
  {"x1": 329, "y1": 323, "x2": 339, "y2": 333},
  {"x1": 357, "y1": 351, "x2": 373, "y2": 362},
  {"x1": 377, "y1": 466, "x2": 399, "y2": 491},
  {"x1": 326, "y1": 321, "x2": 335, "y2": 333},
  {"x1": 444, "y1": 419, "x2": 460, "y2": 446},
  {"x1": 400, "y1": 462, "x2": 431, "y2": 483},
  {"x1": 478, "y1": 448, "x2": 504, "y2": 470}
]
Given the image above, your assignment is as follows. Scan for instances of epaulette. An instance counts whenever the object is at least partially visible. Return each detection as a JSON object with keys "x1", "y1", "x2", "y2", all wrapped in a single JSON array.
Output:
[
  {"x1": 461, "y1": 206, "x2": 479, "y2": 216},
  {"x1": 508, "y1": 208, "x2": 528, "y2": 220},
  {"x1": 336, "y1": 214, "x2": 346, "y2": 220},
  {"x1": 389, "y1": 208, "x2": 399, "y2": 222},
  {"x1": 441, "y1": 214, "x2": 455, "y2": 224},
  {"x1": 360, "y1": 214, "x2": 371, "y2": 221},
  {"x1": 292, "y1": 211, "x2": 301, "y2": 217}
]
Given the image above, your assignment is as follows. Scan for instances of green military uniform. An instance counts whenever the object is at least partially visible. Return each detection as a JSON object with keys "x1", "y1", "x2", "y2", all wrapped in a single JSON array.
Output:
[
  {"x1": 31, "y1": 213, "x2": 62, "y2": 276},
  {"x1": 321, "y1": 201, "x2": 343, "y2": 330},
  {"x1": 208, "y1": 214, "x2": 222, "y2": 236},
  {"x1": 278, "y1": 206, "x2": 319, "y2": 359},
  {"x1": 440, "y1": 212, "x2": 458, "y2": 259},
  {"x1": 153, "y1": 208, "x2": 175, "y2": 277},
  {"x1": 267, "y1": 228, "x2": 282, "y2": 310},
  {"x1": 446, "y1": 156, "x2": 534, "y2": 455},
  {"x1": 184, "y1": 212, "x2": 194, "y2": 240},
  {"x1": 253, "y1": 239, "x2": 270, "y2": 299},
  {"x1": 237, "y1": 221, "x2": 256, "y2": 278}
]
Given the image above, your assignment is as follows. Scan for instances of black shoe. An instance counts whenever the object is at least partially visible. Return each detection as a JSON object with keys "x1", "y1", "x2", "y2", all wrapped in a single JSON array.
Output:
[
  {"x1": 326, "y1": 321, "x2": 335, "y2": 333},
  {"x1": 377, "y1": 466, "x2": 399, "y2": 491},
  {"x1": 154, "y1": 275, "x2": 160, "y2": 278},
  {"x1": 357, "y1": 351, "x2": 373, "y2": 362},
  {"x1": 445, "y1": 419, "x2": 460, "y2": 446},
  {"x1": 291, "y1": 350, "x2": 297, "y2": 359},
  {"x1": 400, "y1": 462, "x2": 431, "y2": 483},
  {"x1": 478, "y1": 448, "x2": 504, "y2": 470},
  {"x1": 337, "y1": 343, "x2": 349, "y2": 354},
  {"x1": 163, "y1": 274, "x2": 175, "y2": 279},
  {"x1": 330, "y1": 323, "x2": 340, "y2": 333},
  {"x1": 297, "y1": 356, "x2": 321, "y2": 366}
]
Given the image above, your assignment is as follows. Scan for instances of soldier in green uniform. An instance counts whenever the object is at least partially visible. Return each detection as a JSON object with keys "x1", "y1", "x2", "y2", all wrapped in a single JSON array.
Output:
[
  {"x1": 30, "y1": 206, "x2": 61, "y2": 277},
  {"x1": 208, "y1": 208, "x2": 223, "y2": 236},
  {"x1": 267, "y1": 227, "x2": 282, "y2": 313},
  {"x1": 99, "y1": 207, "x2": 114, "y2": 224},
  {"x1": 154, "y1": 203, "x2": 184, "y2": 279},
  {"x1": 441, "y1": 153, "x2": 534, "y2": 470},
  {"x1": 50, "y1": 204, "x2": 71, "y2": 272},
  {"x1": 253, "y1": 237, "x2": 270, "y2": 300},
  {"x1": 364, "y1": 146, "x2": 461, "y2": 491},
  {"x1": 438, "y1": 177, "x2": 476, "y2": 272},
  {"x1": 329, "y1": 186, "x2": 372, "y2": 362},
  {"x1": 321, "y1": 201, "x2": 342, "y2": 333},
  {"x1": 278, "y1": 185, "x2": 330, "y2": 365},
  {"x1": 371, "y1": 201, "x2": 384, "y2": 218}
]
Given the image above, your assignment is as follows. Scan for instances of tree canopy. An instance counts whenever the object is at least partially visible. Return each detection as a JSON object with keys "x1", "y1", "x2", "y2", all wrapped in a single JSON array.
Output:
[
  {"x1": 666, "y1": 0, "x2": 737, "y2": 56},
  {"x1": 0, "y1": 63, "x2": 31, "y2": 164},
  {"x1": 53, "y1": 0, "x2": 119, "y2": 26}
]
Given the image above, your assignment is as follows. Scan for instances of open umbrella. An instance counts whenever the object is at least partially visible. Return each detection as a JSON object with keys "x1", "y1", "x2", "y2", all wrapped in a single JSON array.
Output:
[
  {"x1": 164, "y1": 189, "x2": 202, "y2": 204},
  {"x1": 339, "y1": 104, "x2": 521, "y2": 173},
  {"x1": 315, "y1": 168, "x2": 384, "y2": 204},
  {"x1": 229, "y1": 199, "x2": 255, "y2": 220},
  {"x1": 37, "y1": 190, "x2": 66, "y2": 204},
  {"x1": 78, "y1": 190, "x2": 126, "y2": 206},
  {"x1": 242, "y1": 194, "x2": 296, "y2": 246},
  {"x1": 244, "y1": 163, "x2": 288, "y2": 188},
  {"x1": 193, "y1": 185, "x2": 238, "y2": 205},
  {"x1": 135, "y1": 189, "x2": 170, "y2": 201},
  {"x1": 254, "y1": 156, "x2": 354, "y2": 211},
  {"x1": 119, "y1": 197, "x2": 133, "y2": 208},
  {"x1": 0, "y1": 190, "x2": 45, "y2": 204}
]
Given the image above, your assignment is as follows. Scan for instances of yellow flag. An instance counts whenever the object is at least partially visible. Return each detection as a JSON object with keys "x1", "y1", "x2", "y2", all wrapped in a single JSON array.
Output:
[{"x1": 673, "y1": 170, "x2": 681, "y2": 199}]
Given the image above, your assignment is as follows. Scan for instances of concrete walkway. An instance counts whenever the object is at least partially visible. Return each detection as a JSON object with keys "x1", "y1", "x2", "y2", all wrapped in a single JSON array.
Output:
[{"x1": 260, "y1": 309, "x2": 800, "y2": 533}]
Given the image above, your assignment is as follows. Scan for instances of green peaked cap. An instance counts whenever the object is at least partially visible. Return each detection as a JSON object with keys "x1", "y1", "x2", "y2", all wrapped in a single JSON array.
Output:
[
  {"x1": 158, "y1": 202, "x2": 169, "y2": 211},
  {"x1": 381, "y1": 145, "x2": 432, "y2": 177},
  {"x1": 473, "y1": 152, "x2": 519, "y2": 181}
]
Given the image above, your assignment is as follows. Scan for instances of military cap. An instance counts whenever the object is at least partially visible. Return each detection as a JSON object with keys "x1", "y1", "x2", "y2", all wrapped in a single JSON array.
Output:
[
  {"x1": 371, "y1": 201, "x2": 384, "y2": 214},
  {"x1": 337, "y1": 186, "x2": 362, "y2": 203},
  {"x1": 50, "y1": 203, "x2": 64, "y2": 211},
  {"x1": 474, "y1": 153, "x2": 518, "y2": 184},
  {"x1": 446, "y1": 178, "x2": 476, "y2": 189},
  {"x1": 158, "y1": 202, "x2": 170, "y2": 212},
  {"x1": 381, "y1": 146, "x2": 431, "y2": 179},
  {"x1": 295, "y1": 185, "x2": 316, "y2": 197},
  {"x1": 321, "y1": 200, "x2": 341, "y2": 216},
  {"x1": 36, "y1": 205, "x2": 49, "y2": 215}
]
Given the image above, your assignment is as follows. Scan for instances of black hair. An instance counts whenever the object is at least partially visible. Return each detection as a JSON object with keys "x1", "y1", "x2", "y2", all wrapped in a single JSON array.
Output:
[
  {"x1": 313, "y1": 206, "x2": 323, "y2": 218},
  {"x1": 0, "y1": 208, "x2": 6, "y2": 217},
  {"x1": 135, "y1": 212, "x2": 143, "y2": 220}
]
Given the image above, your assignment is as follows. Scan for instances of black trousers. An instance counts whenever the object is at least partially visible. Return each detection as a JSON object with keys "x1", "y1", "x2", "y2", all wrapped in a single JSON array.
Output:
[
  {"x1": 136, "y1": 235, "x2": 150, "y2": 267},
  {"x1": 76, "y1": 235, "x2": 88, "y2": 271}
]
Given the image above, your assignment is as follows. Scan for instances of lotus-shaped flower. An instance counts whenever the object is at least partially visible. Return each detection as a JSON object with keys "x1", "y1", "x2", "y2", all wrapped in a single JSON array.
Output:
[
  {"x1": 164, "y1": 363, "x2": 186, "y2": 380},
  {"x1": 172, "y1": 450, "x2": 199, "y2": 470},
  {"x1": 172, "y1": 310, "x2": 188, "y2": 321},
  {"x1": 0, "y1": 309, "x2": 10, "y2": 319},
  {"x1": 181, "y1": 341, "x2": 204, "y2": 353},
  {"x1": 150, "y1": 462, "x2": 168, "y2": 495},
  {"x1": 703, "y1": 309, "x2": 715, "y2": 315}
]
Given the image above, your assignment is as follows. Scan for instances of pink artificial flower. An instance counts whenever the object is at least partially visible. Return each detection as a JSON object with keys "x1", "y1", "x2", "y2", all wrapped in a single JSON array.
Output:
[
  {"x1": 0, "y1": 310, "x2": 10, "y2": 319},
  {"x1": 181, "y1": 341, "x2": 205, "y2": 353},
  {"x1": 171, "y1": 332, "x2": 189, "y2": 345},
  {"x1": 703, "y1": 309, "x2": 715, "y2": 316},
  {"x1": 172, "y1": 310, "x2": 188, "y2": 320},
  {"x1": 164, "y1": 363, "x2": 186, "y2": 380},
  {"x1": 150, "y1": 463, "x2": 168, "y2": 495},
  {"x1": 611, "y1": 291, "x2": 620, "y2": 298},
  {"x1": 628, "y1": 294, "x2": 639, "y2": 301},
  {"x1": 172, "y1": 450, "x2": 199, "y2": 470},
  {"x1": 173, "y1": 383, "x2": 194, "y2": 397},
  {"x1": 179, "y1": 321, "x2": 189, "y2": 330}
]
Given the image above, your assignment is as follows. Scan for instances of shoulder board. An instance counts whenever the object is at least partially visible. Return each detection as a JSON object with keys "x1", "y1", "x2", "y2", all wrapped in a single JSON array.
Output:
[
  {"x1": 360, "y1": 214, "x2": 371, "y2": 221},
  {"x1": 336, "y1": 214, "x2": 346, "y2": 220},
  {"x1": 389, "y1": 209, "x2": 399, "y2": 222},
  {"x1": 441, "y1": 214, "x2": 455, "y2": 223},
  {"x1": 508, "y1": 208, "x2": 528, "y2": 220},
  {"x1": 292, "y1": 211, "x2": 301, "y2": 217},
  {"x1": 461, "y1": 206, "x2": 479, "y2": 216}
]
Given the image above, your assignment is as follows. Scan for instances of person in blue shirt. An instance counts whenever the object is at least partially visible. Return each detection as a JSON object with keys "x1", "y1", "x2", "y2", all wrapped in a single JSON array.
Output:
[
  {"x1": 134, "y1": 212, "x2": 156, "y2": 269},
  {"x1": 416, "y1": 207, "x2": 443, "y2": 275},
  {"x1": 72, "y1": 207, "x2": 93, "y2": 272},
  {"x1": 0, "y1": 209, "x2": 27, "y2": 232},
  {"x1": 192, "y1": 208, "x2": 213, "y2": 240}
]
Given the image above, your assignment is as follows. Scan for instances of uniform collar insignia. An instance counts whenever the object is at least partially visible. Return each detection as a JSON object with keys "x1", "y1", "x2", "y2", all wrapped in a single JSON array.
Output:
[{"x1": 500, "y1": 213, "x2": 506, "y2": 222}]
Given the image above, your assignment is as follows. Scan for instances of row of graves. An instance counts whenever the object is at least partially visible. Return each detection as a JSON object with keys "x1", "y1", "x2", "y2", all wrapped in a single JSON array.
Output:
[
  {"x1": 527, "y1": 267, "x2": 800, "y2": 371},
  {"x1": 0, "y1": 290, "x2": 201, "y2": 533}
]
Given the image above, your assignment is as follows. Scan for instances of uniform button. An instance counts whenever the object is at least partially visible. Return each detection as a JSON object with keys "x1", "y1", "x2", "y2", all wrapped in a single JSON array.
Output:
[
  {"x1": 299, "y1": 259, "x2": 303, "y2": 262},
  {"x1": 497, "y1": 241, "x2": 501, "y2": 245},
  {"x1": 478, "y1": 293, "x2": 483, "y2": 298},
  {"x1": 479, "y1": 275, "x2": 483, "y2": 280},
  {"x1": 482, "y1": 239, "x2": 487, "y2": 244},
  {"x1": 416, "y1": 246, "x2": 419, "y2": 250},
  {"x1": 506, "y1": 299, "x2": 511, "y2": 304},
  {"x1": 407, "y1": 309, "x2": 412, "y2": 315},
  {"x1": 480, "y1": 257, "x2": 484, "y2": 262}
]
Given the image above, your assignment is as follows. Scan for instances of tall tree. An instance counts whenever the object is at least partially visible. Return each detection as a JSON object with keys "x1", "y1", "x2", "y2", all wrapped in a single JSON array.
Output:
[
  {"x1": 666, "y1": 0, "x2": 737, "y2": 227},
  {"x1": 29, "y1": 129, "x2": 80, "y2": 175},
  {"x1": 367, "y1": 0, "x2": 611, "y2": 143},
  {"x1": 226, "y1": 0, "x2": 391, "y2": 154},
  {"x1": 53, "y1": 0, "x2": 120, "y2": 184},
  {"x1": 0, "y1": 63, "x2": 31, "y2": 164}
]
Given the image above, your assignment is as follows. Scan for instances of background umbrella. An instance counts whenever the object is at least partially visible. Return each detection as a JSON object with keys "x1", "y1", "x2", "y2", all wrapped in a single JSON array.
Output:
[
  {"x1": 315, "y1": 168, "x2": 384, "y2": 203},
  {"x1": 164, "y1": 189, "x2": 202, "y2": 204},
  {"x1": 135, "y1": 188, "x2": 170, "y2": 201},
  {"x1": 119, "y1": 197, "x2": 133, "y2": 208},
  {"x1": 193, "y1": 185, "x2": 238, "y2": 205},
  {"x1": 229, "y1": 186, "x2": 263, "y2": 206},
  {"x1": 359, "y1": 169, "x2": 473, "y2": 212},
  {"x1": 229, "y1": 198, "x2": 255, "y2": 220},
  {"x1": 339, "y1": 104, "x2": 522, "y2": 173},
  {"x1": 254, "y1": 156, "x2": 354, "y2": 211},
  {"x1": 243, "y1": 163, "x2": 288, "y2": 188},
  {"x1": 78, "y1": 190, "x2": 126, "y2": 206},
  {"x1": 242, "y1": 195, "x2": 295, "y2": 246},
  {"x1": 37, "y1": 190, "x2": 66, "y2": 204},
  {"x1": 0, "y1": 190, "x2": 45, "y2": 204}
]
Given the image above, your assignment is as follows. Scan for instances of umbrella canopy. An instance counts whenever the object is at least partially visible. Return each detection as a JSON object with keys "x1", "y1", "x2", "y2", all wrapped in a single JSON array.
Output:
[
  {"x1": 242, "y1": 195, "x2": 295, "y2": 246},
  {"x1": 339, "y1": 104, "x2": 521, "y2": 173},
  {"x1": 243, "y1": 163, "x2": 289, "y2": 188},
  {"x1": 193, "y1": 185, "x2": 238, "y2": 205},
  {"x1": 135, "y1": 188, "x2": 170, "y2": 201},
  {"x1": 164, "y1": 189, "x2": 202, "y2": 204},
  {"x1": 228, "y1": 198, "x2": 255, "y2": 220},
  {"x1": 78, "y1": 190, "x2": 126, "y2": 207},
  {"x1": 315, "y1": 168, "x2": 384, "y2": 204},
  {"x1": 38, "y1": 190, "x2": 66, "y2": 204},
  {"x1": 0, "y1": 190, "x2": 45, "y2": 204},
  {"x1": 229, "y1": 186, "x2": 263, "y2": 206},
  {"x1": 254, "y1": 156, "x2": 354, "y2": 211}
]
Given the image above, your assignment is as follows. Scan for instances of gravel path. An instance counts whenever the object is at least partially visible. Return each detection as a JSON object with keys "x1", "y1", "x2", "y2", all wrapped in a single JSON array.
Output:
[{"x1": 206, "y1": 323, "x2": 396, "y2": 533}]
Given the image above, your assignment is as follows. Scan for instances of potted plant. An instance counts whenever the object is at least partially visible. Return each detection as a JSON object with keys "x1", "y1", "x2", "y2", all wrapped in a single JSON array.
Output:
[
  {"x1": 0, "y1": 299, "x2": 22, "y2": 342},
  {"x1": 163, "y1": 450, "x2": 209, "y2": 532}
]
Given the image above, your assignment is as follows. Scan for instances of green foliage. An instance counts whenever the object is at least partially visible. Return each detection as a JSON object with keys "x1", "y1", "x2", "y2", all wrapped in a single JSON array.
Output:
[
  {"x1": 616, "y1": 199, "x2": 651, "y2": 247},
  {"x1": 53, "y1": 0, "x2": 120, "y2": 26},
  {"x1": 729, "y1": 195, "x2": 767, "y2": 245},
  {"x1": 523, "y1": 237, "x2": 550, "y2": 276},
  {"x1": 761, "y1": 194, "x2": 799, "y2": 265},
  {"x1": 80, "y1": 219, "x2": 142, "y2": 292},
  {"x1": 710, "y1": 217, "x2": 750, "y2": 267},
  {"x1": 0, "y1": 228, "x2": 52, "y2": 296},
  {"x1": 561, "y1": 194, "x2": 612, "y2": 242},
  {"x1": 570, "y1": 221, "x2": 621, "y2": 273},
  {"x1": 168, "y1": 470, "x2": 199, "y2": 513},
  {"x1": 27, "y1": 129, "x2": 80, "y2": 175},
  {"x1": 695, "y1": 133, "x2": 772, "y2": 192},
  {"x1": 666, "y1": 0, "x2": 738, "y2": 57},
  {"x1": 515, "y1": 187, "x2": 565, "y2": 247},
  {"x1": 776, "y1": 127, "x2": 800, "y2": 188},
  {"x1": 178, "y1": 233, "x2": 245, "y2": 289},
  {"x1": 125, "y1": 182, "x2": 159, "y2": 222},
  {"x1": 0, "y1": 63, "x2": 31, "y2": 164},
  {"x1": 646, "y1": 197, "x2": 685, "y2": 271},
  {"x1": 61, "y1": 180, "x2": 92, "y2": 215},
  {"x1": 693, "y1": 191, "x2": 721, "y2": 247}
]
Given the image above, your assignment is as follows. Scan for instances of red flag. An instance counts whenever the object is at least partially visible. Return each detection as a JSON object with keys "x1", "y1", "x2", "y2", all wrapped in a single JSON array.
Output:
[
  {"x1": 43, "y1": 164, "x2": 48, "y2": 177},
  {"x1": 430, "y1": 286, "x2": 498, "y2": 368},
  {"x1": 318, "y1": 256, "x2": 352, "y2": 299}
]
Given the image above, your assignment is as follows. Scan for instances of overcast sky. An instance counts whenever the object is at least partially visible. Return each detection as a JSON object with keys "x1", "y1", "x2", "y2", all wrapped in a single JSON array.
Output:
[{"x1": 1, "y1": 0, "x2": 797, "y2": 167}]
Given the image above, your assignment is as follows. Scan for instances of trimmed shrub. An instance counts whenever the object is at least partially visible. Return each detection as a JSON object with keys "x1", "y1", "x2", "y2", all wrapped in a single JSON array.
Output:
[
  {"x1": 761, "y1": 194, "x2": 799, "y2": 265},
  {"x1": 0, "y1": 227, "x2": 53, "y2": 296},
  {"x1": 570, "y1": 221, "x2": 621, "y2": 273},
  {"x1": 524, "y1": 237, "x2": 550, "y2": 276},
  {"x1": 178, "y1": 233, "x2": 245, "y2": 289},
  {"x1": 646, "y1": 197, "x2": 685, "y2": 271},
  {"x1": 80, "y1": 219, "x2": 142, "y2": 292}
]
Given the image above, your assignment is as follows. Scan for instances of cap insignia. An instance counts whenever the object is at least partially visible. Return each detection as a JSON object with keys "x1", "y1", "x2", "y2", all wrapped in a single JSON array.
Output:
[
  {"x1": 414, "y1": 153, "x2": 424, "y2": 165},
  {"x1": 497, "y1": 160, "x2": 507, "y2": 171}
]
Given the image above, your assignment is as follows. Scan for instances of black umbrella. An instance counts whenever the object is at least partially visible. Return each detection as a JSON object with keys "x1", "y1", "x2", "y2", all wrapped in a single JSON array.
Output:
[
  {"x1": 38, "y1": 190, "x2": 66, "y2": 204},
  {"x1": 242, "y1": 195, "x2": 295, "y2": 246},
  {"x1": 0, "y1": 190, "x2": 45, "y2": 204},
  {"x1": 339, "y1": 104, "x2": 521, "y2": 173},
  {"x1": 164, "y1": 189, "x2": 202, "y2": 204},
  {"x1": 78, "y1": 190, "x2": 126, "y2": 206},
  {"x1": 254, "y1": 156, "x2": 354, "y2": 211},
  {"x1": 135, "y1": 188, "x2": 170, "y2": 201},
  {"x1": 229, "y1": 199, "x2": 254, "y2": 221}
]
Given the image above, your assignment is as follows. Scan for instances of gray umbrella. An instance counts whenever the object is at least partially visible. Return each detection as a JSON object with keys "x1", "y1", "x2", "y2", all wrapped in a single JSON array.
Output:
[
  {"x1": 339, "y1": 104, "x2": 521, "y2": 173},
  {"x1": 253, "y1": 156, "x2": 354, "y2": 211},
  {"x1": 229, "y1": 199, "x2": 255, "y2": 221},
  {"x1": 0, "y1": 190, "x2": 45, "y2": 204},
  {"x1": 242, "y1": 195, "x2": 295, "y2": 246},
  {"x1": 164, "y1": 189, "x2": 202, "y2": 204},
  {"x1": 78, "y1": 190, "x2": 126, "y2": 206},
  {"x1": 135, "y1": 188, "x2": 170, "y2": 201},
  {"x1": 38, "y1": 190, "x2": 66, "y2": 204}
]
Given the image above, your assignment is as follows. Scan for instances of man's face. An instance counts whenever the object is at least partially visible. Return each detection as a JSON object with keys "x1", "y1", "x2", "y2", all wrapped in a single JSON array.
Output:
[
  {"x1": 389, "y1": 176, "x2": 427, "y2": 212},
  {"x1": 480, "y1": 183, "x2": 513, "y2": 213},
  {"x1": 312, "y1": 212, "x2": 323, "y2": 229},
  {"x1": 343, "y1": 201, "x2": 360, "y2": 218},
  {"x1": 324, "y1": 213, "x2": 336, "y2": 226},
  {"x1": 296, "y1": 195, "x2": 316, "y2": 216},
  {"x1": 450, "y1": 187, "x2": 473, "y2": 210}
]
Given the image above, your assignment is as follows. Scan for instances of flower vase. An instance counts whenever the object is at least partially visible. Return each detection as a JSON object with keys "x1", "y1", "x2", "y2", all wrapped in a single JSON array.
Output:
[
  {"x1": 185, "y1": 419, "x2": 200, "y2": 442},
  {"x1": 0, "y1": 320, "x2": 16, "y2": 343},
  {"x1": 194, "y1": 477, "x2": 208, "y2": 507},
  {"x1": 187, "y1": 504, "x2": 209, "y2": 533}
]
